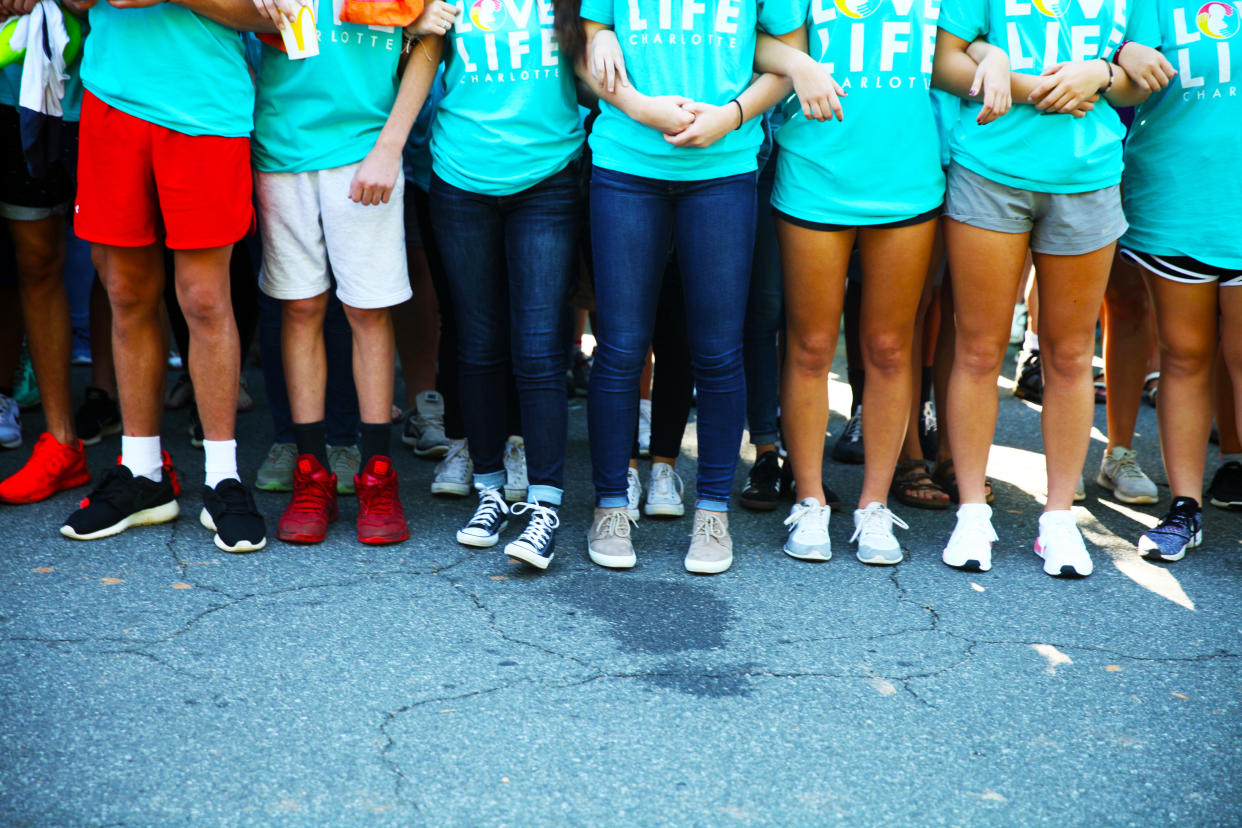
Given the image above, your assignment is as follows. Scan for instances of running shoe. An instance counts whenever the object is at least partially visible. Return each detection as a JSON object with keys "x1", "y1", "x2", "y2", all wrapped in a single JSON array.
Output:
[
  {"x1": 0, "y1": 393, "x2": 20, "y2": 449},
  {"x1": 942, "y1": 504, "x2": 996, "y2": 572},
  {"x1": 503, "y1": 436, "x2": 527, "y2": 503},
  {"x1": 61, "y1": 463, "x2": 179, "y2": 540},
  {"x1": 355, "y1": 455, "x2": 409, "y2": 544},
  {"x1": 851, "y1": 502, "x2": 908, "y2": 565},
  {"x1": 1208, "y1": 461, "x2": 1242, "y2": 511},
  {"x1": 1138, "y1": 497, "x2": 1202, "y2": 562},
  {"x1": 637, "y1": 398, "x2": 652, "y2": 458},
  {"x1": 276, "y1": 455, "x2": 339, "y2": 544},
  {"x1": 164, "y1": 372, "x2": 193, "y2": 410},
  {"x1": 1034, "y1": 511, "x2": 1093, "y2": 577},
  {"x1": 200, "y1": 479, "x2": 267, "y2": 553},
  {"x1": 587, "y1": 506, "x2": 636, "y2": 569},
  {"x1": 255, "y1": 442, "x2": 297, "y2": 492},
  {"x1": 919, "y1": 399, "x2": 939, "y2": 461},
  {"x1": 236, "y1": 377, "x2": 254, "y2": 413},
  {"x1": 74, "y1": 387, "x2": 122, "y2": 447},
  {"x1": 457, "y1": 485, "x2": 509, "y2": 547},
  {"x1": 328, "y1": 444, "x2": 360, "y2": 495},
  {"x1": 0, "y1": 432, "x2": 91, "y2": 504},
  {"x1": 686, "y1": 510, "x2": 732, "y2": 574},
  {"x1": 783, "y1": 497, "x2": 832, "y2": 561},
  {"x1": 13, "y1": 348, "x2": 39, "y2": 409},
  {"x1": 626, "y1": 466, "x2": 642, "y2": 521},
  {"x1": 71, "y1": 327, "x2": 92, "y2": 365},
  {"x1": 1013, "y1": 348, "x2": 1043, "y2": 404},
  {"x1": 1097, "y1": 446, "x2": 1158, "y2": 504},
  {"x1": 402, "y1": 390, "x2": 451, "y2": 458},
  {"x1": 504, "y1": 501, "x2": 559, "y2": 570},
  {"x1": 644, "y1": 461, "x2": 684, "y2": 517},
  {"x1": 832, "y1": 405, "x2": 864, "y2": 464},
  {"x1": 431, "y1": 439, "x2": 472, "y2": 496},
  {"x1": 740, "y1": 450, "x2": 781, "y2": 511}
]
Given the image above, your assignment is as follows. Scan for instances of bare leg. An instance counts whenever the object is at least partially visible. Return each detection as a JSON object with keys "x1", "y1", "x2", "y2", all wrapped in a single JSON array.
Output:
[
  {"x1": 1101, "y1": 255, "x2": 1152, "y2": 451},
  {"x1": 343, "y1": 304, "x2": 396, "y2": 425},
  {"x1": 282, "y1": 292, "x2": 329, "y2": 424},
  {"x1": 174, "y1": 246, "x2": 239, "y2": 442},
  {"x1": 95, "y1": 244, "x2": 167, "y2": 437},
  {"x1": 1216, "y1": 349, "x2": 1241, "y2": 455},
  {"x1": 88, "y1": 276, "x2": 116, "y2": 396}
]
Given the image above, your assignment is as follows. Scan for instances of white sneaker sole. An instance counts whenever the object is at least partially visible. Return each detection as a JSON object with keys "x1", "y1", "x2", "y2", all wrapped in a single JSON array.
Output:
[
  {"x1": 941, "y1": 549, "x2": 992, "y2": 572},
  {"x1": 431, "y1": 481, "x2": 471, "y2": 497},
  {"x1": 412, "y1": 443, "x2": 450, "y2": 459},
  {"x1": 1, "y1": 436, "x2": 21, "y2": 449},
  {"x1": 588, "y1": 543, "x2": 635, "y2": 569},
  {"x1": 61, "y1": 500, "x2": 180, "y2": 541},
  {"x1": 856, "y1": 547, "x2": 903, "y2": 566},
  {"x1": 504, "y1": 486, "x2": 526, "y2": 504},
  {"x1": 644, "y1": 502, "x2": 684, "y2": 517},
  {"x1": 783, "y1": 544, "x2": 831, "y2": 562},
  {"x1": 1095, "y1": 471, "x2": 1158, "y2": 505},
  {"x1": 1034, "y1": 540, "x2": 1093, "y2": 577},
  {"x1": 685, "y1": 555, "x2": 732, "y2": 575},
  {"x1": 505, "y1": 543, "x2": 552, "y2": 570},
  {"x1": 199, "y1": 507, "x2": 267, "y2": 553},
  {"x1": 457, "y1": 522, "x2": 506, "y2": 548},
  {"x1": 1137, "y1": 529, "x2": 1201, "y2": 562}
]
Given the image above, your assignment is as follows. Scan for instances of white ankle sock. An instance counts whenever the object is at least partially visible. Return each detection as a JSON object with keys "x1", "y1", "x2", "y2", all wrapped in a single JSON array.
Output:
[
  {"x1": 121, "y1": 435, "x2": 163, "y2": 482},
  {"x1": 1023, "y1": 330, "x2": 1039, "y2": 352},
  {"x1": 203, "y1": 439, "x2": 239, "y2": 488}
]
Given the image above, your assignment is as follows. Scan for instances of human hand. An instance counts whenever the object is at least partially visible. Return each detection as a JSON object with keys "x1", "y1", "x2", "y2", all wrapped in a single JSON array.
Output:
[
  {"x1": 590, "y1": 28, "x2": 628, "y2": 93},
  {"x1": 250, "y1": 0, "x2": 301, "y2": 29},
  {"x1": 0, "y1": 0, "x2": 39, "y2": 17},
  {"x1": 58, "y1": 0, "x2": 98, "y2": 14},
  {"x1": 349, "y1": 147, "x2": 401, "y2": 205},
  {"x1": 636, "y1": 94, "x2": 695, "y2": 134},
  {"x1": 790, "y1": 55, "x2": 845, "y2": 121},
  {"x1": 663, "y1": 101, "x2": 735, "y2": 148},
  {"x1": 1116, "y1": 42, "x2": 1176, "y2": 91},
  {"x1": 1029, "y1": 59, "x2": 1111, "y2": 113},
  {"x1": 971, "y1": 44, "x2": 1011, "y2": 124},
  {"x1": 406, "y1": 0, "x2": 457, "y2": 37},
  {"x1": 1069, "y1": 93, "x2": 1098, "y2": 118}
]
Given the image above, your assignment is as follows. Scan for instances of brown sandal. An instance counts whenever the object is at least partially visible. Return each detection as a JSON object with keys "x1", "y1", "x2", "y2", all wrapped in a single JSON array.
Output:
[
  {"x1": 931, "y1": 459, "x2": 994, "y2": 505},
  {"x1": 890, "y1": 459, "x2": 952, "y2": 510}
]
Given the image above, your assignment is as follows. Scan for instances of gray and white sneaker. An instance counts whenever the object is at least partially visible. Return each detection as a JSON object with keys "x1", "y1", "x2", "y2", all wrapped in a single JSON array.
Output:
[
  {"x1": 851, "y1": 501, "x2": 908, "y2": 565},
  {"x1": 783, "y1": 498, "x2": 832, "y2": 561},
  {"x1": 402, "y1": 390, "x2": 451, "y2": 458},
  {"x1": 0, "y1": 393, "x2": 21, "y2": 449},
  {"x1": 686, "y1": 510, "x2": 732, "y2": 574},
  {"x1": 503, "y1": 435, "x2": 528, "y2": 503},
  {"x1": 637, "y1": 398, "x2": 652, "y2": 458},
  {"x1": 644, "y1": 461, "x2": 684, "y2": 517},
  {"x1": 255, "y1": 442, "x2": 297, "y2": 492},
  {"x1": 327, "y1": 444, "x2": 361, "y2": 495},
  {"x1": 626, "y1": 466, "x2": 643, "y2": 521},
  {"x1": 1097, "y1": 445, "x2": 1158, "y2": 504},
  {"x1": 456, "y1": 486, "x2": 509, "y2": 547},
  {"x1": 431, "y1": 438, "x2": 472, "y2": 496},
  {"x1": 587, "y1": 506, "x2": 637, "y2": 569}
]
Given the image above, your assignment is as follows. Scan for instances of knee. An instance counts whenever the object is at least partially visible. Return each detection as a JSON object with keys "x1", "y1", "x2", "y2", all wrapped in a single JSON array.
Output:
[
  {"x1": 105, "y1": 274, "x2": 159, "y2": 317},
  {"x1": 862, "y1": 331, "x2": 910, "y2": 378},
  {"x1": 178, "y1": 280, "x2": 232, "y2": 324},
  {"x1": 1040, "y1": 337, "x2": 1095, "y2": 379},
  {"x1": 955, "y1": 336, "x2": 1007, "y2": 379},
  {"x1": 1160, "y1": 341, "x2": 1212, "y2": 378},
  {"x1": 788, "y1": 332, "x2": 836, "y2": 377},
  {"x1": 342, "y1": 304, "x2": 390, "y2": 331},
  {"x1": 283, "y1": 295, "x2": 328, "y2": 329}
]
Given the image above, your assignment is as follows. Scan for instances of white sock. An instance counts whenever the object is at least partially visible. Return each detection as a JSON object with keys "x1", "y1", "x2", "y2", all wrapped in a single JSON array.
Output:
[
  {"x1": 1023, "y1": 330, "x2": 1039, "y2": 352},
  {"x1": 1039, "y1": 509, "x2": 1075, "y2": 533},
  {"x1": 957, "y1": 503, "x2": 992, "y2": 523},
  {"x1": 121, "y1": 435, "x2": 163, "y2": 482},
  {"x1": 203, "y1": 439, "x2": 240, "y2": 488}
]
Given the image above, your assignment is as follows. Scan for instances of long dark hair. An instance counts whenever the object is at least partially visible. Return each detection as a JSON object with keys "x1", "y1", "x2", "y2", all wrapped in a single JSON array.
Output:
[{"x1": 553, "y1": 0, "x2": 586, "y2": 64}]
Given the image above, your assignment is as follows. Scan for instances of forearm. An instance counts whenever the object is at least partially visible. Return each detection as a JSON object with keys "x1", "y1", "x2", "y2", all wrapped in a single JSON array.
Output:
[
  {"x1": 172, "y1": 0, "x2": 276, "y2": 31},
  {"x1": 932, "y1": 31, "x2": 984, "y2": 99},
  {"x1": 734, "y1": 72, "x2": 790, "y2": 126},
  {"x1": 754, "y1": 31, "x2": 811, "y2": 77},
  {"x1": 374, "y1": 36, "x2": 443, "y2": 154},
  {"x1": 1102, "y1": 62, "x2": 1150, "y2": 107}
]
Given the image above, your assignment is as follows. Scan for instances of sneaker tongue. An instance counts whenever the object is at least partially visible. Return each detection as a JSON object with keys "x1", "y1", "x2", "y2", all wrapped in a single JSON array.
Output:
[
  {"x1": 298, "y1": 458, "x2": 312, "y2": 474},
  {"x1": 372, "y1": 459, "x2": 390, "y2": 476}
]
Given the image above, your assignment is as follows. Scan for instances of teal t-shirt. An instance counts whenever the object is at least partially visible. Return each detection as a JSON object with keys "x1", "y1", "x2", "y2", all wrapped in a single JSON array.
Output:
[
  {"x1": 773, "y1": 0, "x2": 945, "y2": 224},
  {"x1": 81, "y1": 2, "x2": 252, "y2": 137},
  {"x1": 1121, "y1": 0, "x2": 1242, "y2": 268},
  {"x1": 253, "y1": 0, "x2": 401, "y2": 173},
  {"x1": 431, "y1": 0, "x2": 584, "y2": 195},
  {"x1": 938, "y1": 0, "x2": 1156, "y2": 193},
  {"x1": 581, "y1": 0, "x2": 803, "y2": 181}
]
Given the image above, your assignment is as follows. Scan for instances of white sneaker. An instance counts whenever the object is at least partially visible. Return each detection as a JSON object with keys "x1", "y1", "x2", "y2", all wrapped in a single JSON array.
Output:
[
  {"x1": 783, "y1": 497, "x2": 832, "y2": 561},
  {"x1": 402, "y1": 390, "x2": 451, "y2": 458},
  {"x1": 942, "y1": 504, "x2": 996, "y2": 572},
  {"x1": 1035, "y1": 511, "x2": 1093, "y2": 577},
  {"x1": 644, "y1": 461, "x2": 685, "y2": 517},
  {"x1": 637, "y1": 398, "x2": 652, "y2": 458},
  {"x1": 503, "y1": 435, "x2": 528, "y2": 503},
  {"x1": 625, "y1": 466, "x2": 643, "y2": 521},
  {"x1": 431, "y1": 438, "x2": 472, "y2": 496},
  {"x1": 1097, "y1": 446, "x2": 1158, "y2": 504},
  {"x1": 0, "y1": 394, "x2": 21, "y2": 449},
  {"x1": 851, "y1": 502, "x2": 908, "y2": 565}
]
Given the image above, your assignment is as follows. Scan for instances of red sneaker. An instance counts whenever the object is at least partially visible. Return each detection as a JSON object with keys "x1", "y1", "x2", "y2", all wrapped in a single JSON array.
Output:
[
  {"x1": 0, "y1": 432, "x2": 91, "y2": 504},
  {"x1": 277, "y1": 454, "x2": 338, "y2": 543},
  {"x1": 356, "y1": 455, "x2": 409, "y2": 545}
]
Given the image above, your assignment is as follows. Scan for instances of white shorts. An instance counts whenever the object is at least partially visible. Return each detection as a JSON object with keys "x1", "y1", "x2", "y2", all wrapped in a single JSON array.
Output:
[{"x1": 256, "y1": 163, "x2": 413, "y2": 309}]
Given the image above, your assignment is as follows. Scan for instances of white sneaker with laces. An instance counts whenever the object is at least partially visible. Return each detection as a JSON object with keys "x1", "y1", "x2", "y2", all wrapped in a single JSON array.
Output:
[
  {"x1": 851, "y1": 502, "x2": 908, "y2": 565},
  {"x1": 1035, "y1": 510, "x2": 1093, "y2": 577},
  {"x1": 625, "y1": 466, "x2": 643, "y2": 521},
  {"x1": 942, "y1": 504, "x2": 997, "y2": 572},
  {"x1": 783, "y1": 497, "x2": 832, "y2": 561},
  {"x1": 402, "y1": 390, "x2": 451, "y2": 458},
  {"x1": 456, "y1": 486, "x2": 510, "y2": 547},
  {"x1": 644, "y1": 461, "x2": 684, "y2": 517},
  {"x1": 686, "y1": 510, "x2": 732, "y2": 574},
  {"x1": 503, "y1": 436, "x2": 528, "y2": 503},
  {"x1": 0, "y1": 394, "x2": 22, "y2": 449},
  {"x1": 637, "y1": 398, "x2": 652, "y2": 458},
  {"x1": 431, "y1": 438, "x2": 472, "y2": 496},
  {"x1": 1096, "y1": 446, "x2": 1158, "y2": 504},
  {"x1": 504, "y1": 501, "x2": 559, "y2": 570}
]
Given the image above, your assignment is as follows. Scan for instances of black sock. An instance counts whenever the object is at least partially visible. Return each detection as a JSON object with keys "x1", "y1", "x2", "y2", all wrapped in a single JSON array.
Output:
[
  {"x1": 920, "y1": 366, "x2": 933, "y2": 406},
  {"x1": 1171, "y1": 496, "x2": 1200, "y2": 512},
  {"x1": 293, "y1": 421, "x2": 328, "y2": 468},
  {"x1": 359, "y1": 421, "x2": 391, "y2": 469},
  {"x1": 848, "y1": 369, "x2": 865, "y2": 413}
]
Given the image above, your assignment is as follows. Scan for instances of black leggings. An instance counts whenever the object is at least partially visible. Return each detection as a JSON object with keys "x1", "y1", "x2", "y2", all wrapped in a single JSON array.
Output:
[{"x1": 632, "y1": 259, "x2": 693, "y2": 461}]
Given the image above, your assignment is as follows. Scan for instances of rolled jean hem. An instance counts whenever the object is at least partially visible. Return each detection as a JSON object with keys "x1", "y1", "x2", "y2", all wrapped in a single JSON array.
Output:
[
  {"x1": 527, "y1": 484, "x2": 563, "y2": 506},
  {"x1": 474, "y1": 470, "x2": 506, "y2": 490},
  {"x1": 597, "y1": 495, "x2": 628, "y2": 509},
  {"x1": 749, "y1": 432, "x2": 779, "y2": 447},
  {"x1": 695, "y1": 499, "x2": 729, "y2": 513}
]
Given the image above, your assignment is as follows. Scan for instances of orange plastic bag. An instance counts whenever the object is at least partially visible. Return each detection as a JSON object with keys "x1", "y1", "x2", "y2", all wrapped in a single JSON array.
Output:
[{"x1": 339, "y1": 0, "x2": 424, "y2": 26}]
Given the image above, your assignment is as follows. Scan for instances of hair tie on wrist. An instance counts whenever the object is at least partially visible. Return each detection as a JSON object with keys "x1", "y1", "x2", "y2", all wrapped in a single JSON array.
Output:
[
  {"x1": 731, "y1": 98, "x2": 744, "y2": 130},
  {"x1": 1099, "y1": 57, "x2": 1114, "y2": 93},
  {"x1": 1113, "y1": 40, "x2": 1131, "y2": 65}
]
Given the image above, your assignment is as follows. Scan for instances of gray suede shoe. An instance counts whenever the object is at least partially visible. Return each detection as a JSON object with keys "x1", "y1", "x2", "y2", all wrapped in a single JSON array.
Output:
[
  {"x1": 685, "y1": 510, "x2": 732, "y2": 574},
  {"x1": 587, "y1": 506, "x2": 637, "y2": 569}
]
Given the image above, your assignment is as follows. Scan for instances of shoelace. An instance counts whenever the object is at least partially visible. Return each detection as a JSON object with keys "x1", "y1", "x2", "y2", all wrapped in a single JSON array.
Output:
[
  {"x1": 359, "y1": 473, "x2": 396, "y2": 513},
  {"x1": 511, "y1": 501, "x2": 560, "y2": 547},
  {"x1": 783, "y1": 500, "x2": 829, "y2": 533},
  {"x1": 80, "y1": 466, "x2": 139, "y2": 509},
  {"x1": 1153, "y1": 506, "x2": 1197, "y2": 536},
  {"x1": 1110, "y1": 450, "x2": 1148, "y2": 482},
  {"x1": 692, "y1": 512, "x2": 727, "y2": 543},
  {"x1": 289, "y1": 472, "x2": 335, "y2": 515},
  {"x1": 749, "y1": 454, "x2": 780, "y2": 489},
  {"x1": 595, "y1": 509, "x2": 635, "y2": 539},
  {"x1": 953, "y1": 514, "x2": 998, "y2": 545},
  {"x1": 921, "y1": 400, "x2": 937, "y2": 433},
  {"x1": 650, "y1": 464, "x2": 683, "y2": 499},
  {"x1": 850, "y1": 503, "x2": 909, "y2": 543},
  {"x1": 468, "y1": 487, "x2": 509, "y2": 528},
  {"x1": 214, "y1": 481, "x2": 259, "y2": 516},
  {"x1": 440, "y1": 441, "x2": 469, "y2": 472}
]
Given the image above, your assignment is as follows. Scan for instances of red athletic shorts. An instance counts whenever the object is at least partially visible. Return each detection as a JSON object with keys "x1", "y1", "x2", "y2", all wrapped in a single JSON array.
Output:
[{"x1": 75, "y1": 91, "x2": 254, "y2": 250}]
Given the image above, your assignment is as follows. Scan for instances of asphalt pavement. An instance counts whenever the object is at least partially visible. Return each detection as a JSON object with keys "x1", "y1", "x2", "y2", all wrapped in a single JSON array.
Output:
[{"x1": 1, "y1": 355, "x2": 1239, "y2": 826}]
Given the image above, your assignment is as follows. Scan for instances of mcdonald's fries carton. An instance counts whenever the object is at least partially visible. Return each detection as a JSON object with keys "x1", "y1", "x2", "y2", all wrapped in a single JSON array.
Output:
[{"x1": 279, "y1": 4, "x2": 320, "y2": 59}]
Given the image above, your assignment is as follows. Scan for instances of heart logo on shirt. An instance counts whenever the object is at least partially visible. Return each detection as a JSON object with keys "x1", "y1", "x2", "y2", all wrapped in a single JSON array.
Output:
[
  {"x1": 470, "y1": 0, "x2": 506, "y2": 30},
  {"x1": 1197, "y1": 1, "x2": 1239, "y2": 39},
  {"x1": 833, "y1": 0, "x2": 881, "y2": 19}
]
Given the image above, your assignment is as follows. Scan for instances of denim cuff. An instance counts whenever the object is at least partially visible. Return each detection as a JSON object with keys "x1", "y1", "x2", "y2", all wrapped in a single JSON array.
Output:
[
  {"x1": 597, "y1": 495, "x2": 628, "y2": 509},
  {"x1": 474, "y1": 470, "x2": 506, "y2": 491},
  {"x1": 695, "y1": 499, "x2": 729, "y2": 513},
  {"x1": 527, "y1": 485, "x2": 563, "y2": 507},
  {"x1": 748, "y1": 432, "x2": 779, "y2": 447}
]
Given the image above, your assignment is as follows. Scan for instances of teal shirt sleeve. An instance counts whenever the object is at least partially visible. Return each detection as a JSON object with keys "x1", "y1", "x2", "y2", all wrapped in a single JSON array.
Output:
[
  {"x1": 1124, "y1": 0, "x2": 1160, "y2": 47},
  {"x1": 938, "y1": 0, "x2": 986, "y2": 44},
  {"x1": 758, "y1": 0, "x2": 804, "y2": 37},
  {"x1": 580, "y1": 0, "x2": 614, "y2": 25}
]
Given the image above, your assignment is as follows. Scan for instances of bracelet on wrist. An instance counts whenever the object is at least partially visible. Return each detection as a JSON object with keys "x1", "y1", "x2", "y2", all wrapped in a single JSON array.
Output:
[
  {"x1": 1113, "y1": 40, "x2": 1131, "y2": 65},
  {"x1": 1099, "y1": 57, "x2": 1114, "y2": 93},
  {"x1": 731, "y1": 98, "x2": 744, "y2": 130}
]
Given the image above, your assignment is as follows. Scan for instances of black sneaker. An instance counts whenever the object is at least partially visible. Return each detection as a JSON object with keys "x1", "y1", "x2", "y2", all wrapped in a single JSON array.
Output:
[
  {"x1": 75, "y1": 387, "x2": 122, "y2": 447},
  {"x1": 832, "y1": 406, "x2": 864, "y2": 464},
  {"x1": 1137, "y1": 497, "x2": 1202, "y2": 562},
  {"x1": 503, "y1": 501, "x2": 559, "y2": 570},
  {"x1": 778, "y1": 458, "x2": 844, "y2": 512},
  {"x1": 201, "y1": 479, "x2": 267, "y2": 553},
  {"x1": 455, "y1": 486, "x2": 509, "y2": 548},
  {"x1": 1208, "y1": 461, "x2": 1242, "y2": 510},
  {"x1": 188, "y1": 407, "x2": 204, "y2": 449},
  {"x1": 61, "y1": 464, "x2": 180, "y2": 540},
  {"x1": 740, "y1": 450, "x2": 782, "y2": 511},
  {"x1": 1013, "y1": 348, "x2": 1043, "y2": 403}
]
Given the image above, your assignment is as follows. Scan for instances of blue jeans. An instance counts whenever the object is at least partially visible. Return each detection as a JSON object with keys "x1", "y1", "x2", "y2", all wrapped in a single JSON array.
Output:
[
  {"x1": 430, "y1": 164, "x2": 578, "y2": 506},
  {"x1": 744, "y1": 142, "x2": 784, "y2": 447},
  {"x1": 589, "y1": 166, "x2": 756, "y2": 512}
]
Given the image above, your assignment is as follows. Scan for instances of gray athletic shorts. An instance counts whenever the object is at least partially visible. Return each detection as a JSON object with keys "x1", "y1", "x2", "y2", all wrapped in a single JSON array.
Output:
[{"x1": 944, "y1": 162, "x2": 1127, "y2": 256}]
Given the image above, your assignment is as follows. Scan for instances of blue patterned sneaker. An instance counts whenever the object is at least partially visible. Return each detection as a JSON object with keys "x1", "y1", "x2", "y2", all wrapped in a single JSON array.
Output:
[{"x1": 1138, "y1": 497, "x2": 1202, "y2": 563}]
